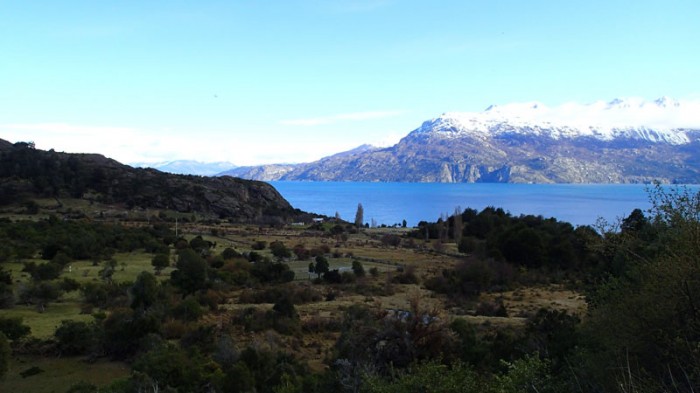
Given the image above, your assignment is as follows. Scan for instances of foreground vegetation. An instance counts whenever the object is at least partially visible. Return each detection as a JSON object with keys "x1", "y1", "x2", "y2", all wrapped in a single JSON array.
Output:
[{"x1": 0, "y1": 185, "x2": 698, "y2": 393}]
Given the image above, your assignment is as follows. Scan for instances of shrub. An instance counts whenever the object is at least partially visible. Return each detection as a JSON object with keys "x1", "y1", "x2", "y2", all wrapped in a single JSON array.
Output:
[
  {"x1": 222, "y1": 247, "x2": 241, "y2": 260},
  {"x1": 172, "y1": 297, "x2": 204, "y2": 321},
  {"x1": 269, "y1": 241, "x2": 291, "y2": 259},
  {"x1": 54, "y1": 320, "x2": 97, "y2": 356},
  {"x1": 352, "y1": 260, "x2": 365, "y2": 277},
  {"x1": 251, "y1": 240, "x2": 267, "y2": 250},
  {"x1": 392, "y1": 266, "x2": 419, "y2": 284},
  {"x1": 474, "y1": 300, "x2": 508, "y2": 317},
  {"x1": 0, "y1": 316, "x2": 31, "y2": 341}
]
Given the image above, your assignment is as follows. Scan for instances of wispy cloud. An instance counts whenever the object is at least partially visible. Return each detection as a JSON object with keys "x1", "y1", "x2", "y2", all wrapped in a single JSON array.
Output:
[
  {"x1": 280, "y1": 110, "x2": 405, "y2": 126},
  {"x1": 0, "y1": 123, "x2": 190, "y2": 164},
  {"x1": 0, "y1": 122, "x2": 353, "y2": 166}
]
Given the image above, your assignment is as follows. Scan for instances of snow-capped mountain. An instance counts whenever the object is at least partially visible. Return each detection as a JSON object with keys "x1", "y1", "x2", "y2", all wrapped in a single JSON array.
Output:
[
  {"x1": 223, "y1": 97, "x2": 700, "y2": 183},
  {"x1": 132, "y1": 160, "x2": 237, "y2": 176},
  {"x1": 414, "y1": 97, "x2": 698, "y2": 145}
]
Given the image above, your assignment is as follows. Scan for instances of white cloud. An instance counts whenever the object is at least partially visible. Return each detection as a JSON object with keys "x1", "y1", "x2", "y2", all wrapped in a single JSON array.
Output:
[
  {"x1": 0, "y1": 122, "x2": 353, "y2": 166},
  {"x1": 1, "y1": 123, "x2": 212, "y2": 164},
  {"x1": 280, "y1": 110, "x2": 405, "y2": 126}
]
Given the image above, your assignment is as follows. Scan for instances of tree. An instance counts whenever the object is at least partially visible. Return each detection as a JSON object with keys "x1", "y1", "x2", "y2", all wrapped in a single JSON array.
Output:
[
  {"x1": 172, "y1": 297, "x2": 204, "y2": 321},
  {"x1": 0, "y1": 317, "x2": 31, "y2": 341},
  {"x1": 0, "y1": 332, "x2": 9, "y2": 379},
  {"x1": 222, "y1": 247, "x2": 240, "y2": 260},
  {"x1": 314, "y1": 256, "x2": 329, "y2": 278},
  {"x1": 19, "y1": 281, "x2": 62, "y2": 312},
  {"x1": 102, "y1": 307, "x2": 161, "y2": 359},
  {"x1": 54, "y1": 320, "x2": 98, "y2": 356},
  {"x1": 352, "y1": 260, "x2": 365, "y2": 277},
  {"x1": 130, "y1": 271, "x2": 159, "y2": 311},
  {"x1": 362, "y1": 361, "x2": 483, "y2": 393},
  {"x1": 582, "y1": 185, "x2": 700, "y2": 391},
  {"x1": 132, "y1": 343, "x2": 217, "y2": 392},
  {"x1": 99, "y1": 259, "x2": 117, "y2": 283},
  {"x1": 151, "y1": 253, "x2": 170, "y2": 275},
  {"x1": 270, "y1": 241, "x2": 291, "y2": 260},
  {"x1": 453, "y1": 206, "x2": 463, "y2": 243},
  {"x1": 354, "y1": 203, "x2": 364, "y2": 228},
  {"x1": 171, "y1": 248, "x2": 208, "y2": 296}
]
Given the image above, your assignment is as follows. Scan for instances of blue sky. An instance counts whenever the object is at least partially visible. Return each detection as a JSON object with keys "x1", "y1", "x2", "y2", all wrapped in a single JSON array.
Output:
[{"x1": 2, "y1": 1, "x2": 699, "y2": 165}]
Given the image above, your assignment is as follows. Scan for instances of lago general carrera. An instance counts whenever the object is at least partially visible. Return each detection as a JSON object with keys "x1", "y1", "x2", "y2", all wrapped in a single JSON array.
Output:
[{"x1": 270, "y1": 181, "x2": 700, "y2": 228}]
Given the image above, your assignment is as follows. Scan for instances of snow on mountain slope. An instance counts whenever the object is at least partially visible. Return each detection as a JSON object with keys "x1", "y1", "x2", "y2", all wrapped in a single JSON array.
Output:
[{"x1": 415, "y1": 97, "x2": 700, "y2": 145}]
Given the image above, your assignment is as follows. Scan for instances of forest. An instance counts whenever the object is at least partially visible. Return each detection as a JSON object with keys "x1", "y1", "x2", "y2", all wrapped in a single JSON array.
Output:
[{"x1": 0, "y1": 183, "x2": 698, "y2": 393}]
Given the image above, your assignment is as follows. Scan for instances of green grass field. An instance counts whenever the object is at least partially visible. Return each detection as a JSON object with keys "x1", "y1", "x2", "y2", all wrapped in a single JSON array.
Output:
[
  {"x1": 1, "y1": 303, "x2": 93, "y2": 339},
  {"x1": 3, "y1": 251, "x2": 174, "y2": 339}
]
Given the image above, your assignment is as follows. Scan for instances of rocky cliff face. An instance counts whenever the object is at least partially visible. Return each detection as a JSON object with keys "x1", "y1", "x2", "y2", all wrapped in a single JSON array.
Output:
[{"x1": 221, "y1": 98, "x2": 700, "y2": 184}]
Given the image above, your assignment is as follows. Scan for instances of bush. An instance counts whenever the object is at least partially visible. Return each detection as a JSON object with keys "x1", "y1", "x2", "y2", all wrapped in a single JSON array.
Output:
[
  {"x1": 238, "y1": 285, "x2": 322, "y2": 305},
  {"x1": 269, "y1": 241, "x2": 291, "y2": 259},
  {"x1": 352, "y1": 260, "x2": 365, "y2": 277},
  {"x1": 222, "y1": 247, "x2": 241, "y2": 260},
  {"x1": 474, "y1": 300, "x2": 508, "y2": 317},
  {"x1": 251, "y1": 240, "x2": 267, "y2": 250},
  {"x1": 151, "y1": 253, "x2": 170, "y2": 273},
  {"x1": 392, "y1": 266, "x2": 419, "y2": 284},
  {"x1": 172, "y1": 297, "x2": 204, "y2": 321},
  {"x1": 0, "y1": 316, "x2": 31, "y2": 341},
  {"x1": 54, "y1": 320, "x2": 97, "y2": 356}
]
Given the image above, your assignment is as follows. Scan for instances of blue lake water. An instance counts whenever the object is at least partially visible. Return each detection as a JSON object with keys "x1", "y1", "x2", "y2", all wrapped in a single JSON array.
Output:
[{"x1": 269, "y1": 182, "x2": 700, "y2": 228}]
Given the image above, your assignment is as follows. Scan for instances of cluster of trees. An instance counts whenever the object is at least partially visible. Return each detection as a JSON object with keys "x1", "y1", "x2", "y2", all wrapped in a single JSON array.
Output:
[
  {"x1": 413, "y1": 185, "x2": 700, "y2": 392},
  {"x1": 414, "y1": 206, "x2": 598, "y2": 271},
  {"x1": 0, "y1": 223, "x2": 303, "y2": 388},
  {"x1": 0, "y1": 218, "x2": 175, "y2": 311}
]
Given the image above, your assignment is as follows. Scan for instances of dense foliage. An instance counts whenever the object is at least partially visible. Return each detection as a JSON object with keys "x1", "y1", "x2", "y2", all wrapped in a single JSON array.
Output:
[{"x1": 414, "y1": 206, "x2": 598, "y2": 271}]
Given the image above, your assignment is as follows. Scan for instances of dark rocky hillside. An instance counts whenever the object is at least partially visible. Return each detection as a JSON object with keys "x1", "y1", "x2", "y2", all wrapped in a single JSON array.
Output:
[{"x1": 0, "y1": 139, "x2": 304, "y2": 223}]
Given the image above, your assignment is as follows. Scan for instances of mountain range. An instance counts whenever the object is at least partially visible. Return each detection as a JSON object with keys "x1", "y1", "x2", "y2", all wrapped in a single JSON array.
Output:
[
  {"x1": 219, "y1": 97, "x2": 700, "y2": 183},
  {"x1": 131, "y1": 160, "x2": 237, "y2": 176}
]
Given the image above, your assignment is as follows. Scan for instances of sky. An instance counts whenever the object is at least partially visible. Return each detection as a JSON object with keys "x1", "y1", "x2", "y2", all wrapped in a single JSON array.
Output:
[{"x1": 1, "y1": 0, "x2": 699, "y2": 165}]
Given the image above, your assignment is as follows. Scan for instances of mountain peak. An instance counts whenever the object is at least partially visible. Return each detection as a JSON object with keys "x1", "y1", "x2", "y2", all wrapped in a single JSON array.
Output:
[
  {"x1": 654, "y1": 96, "x2": 680, "y2": 108},
  {"x1": 417, "y1": 97, "x2": 700, "y2": 145}
]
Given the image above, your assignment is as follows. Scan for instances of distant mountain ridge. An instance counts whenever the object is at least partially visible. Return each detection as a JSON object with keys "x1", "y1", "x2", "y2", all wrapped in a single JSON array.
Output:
[
  {"x1": 132, "y1": 160, "x2": 237, "y2": 176},
  {"x1": 220, "y1": 144, "x2": 379, "y2": 180},
  {"x1": 220, "y1": 97, "x2": 700, "y2": 183}
]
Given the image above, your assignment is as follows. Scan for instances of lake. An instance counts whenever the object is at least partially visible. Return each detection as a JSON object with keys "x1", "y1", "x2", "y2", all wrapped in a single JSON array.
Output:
[{"x1": 269, "y1": 182, "x2": 700, "y2": 228}]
